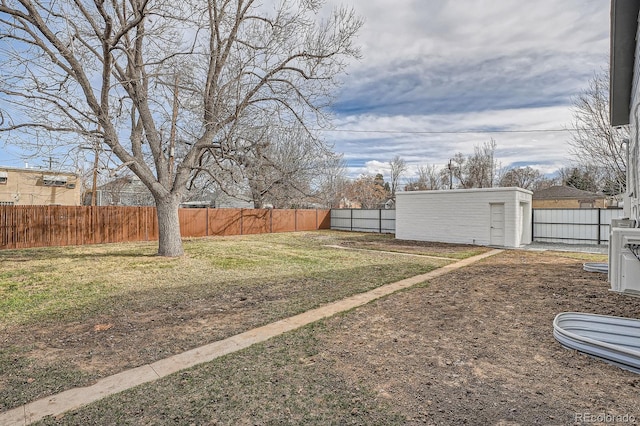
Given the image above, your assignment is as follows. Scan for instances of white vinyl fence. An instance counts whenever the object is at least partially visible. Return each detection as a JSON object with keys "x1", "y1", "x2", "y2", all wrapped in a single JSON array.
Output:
[
  {"x1": 330, "y1": 209, "x2": 396, "y2": 233},
  {"x1": 532, "y1": 208, "x2": 624, "y2": 245},
  {"x1": 330, "y1": 208, "x2": 625, "y2": 245}
]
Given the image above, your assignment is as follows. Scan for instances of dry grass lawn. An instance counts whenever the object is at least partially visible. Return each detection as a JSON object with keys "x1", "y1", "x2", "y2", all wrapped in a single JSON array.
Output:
[
  {"x1": 33, "y1": 248, "x2": 640, "y2": 426},
  {"x1": 0, "y1": 231, "x2": 482, "y2": 413},
  {"x1": 8, "y1": 233, "x2": 636, "y2": 425}
]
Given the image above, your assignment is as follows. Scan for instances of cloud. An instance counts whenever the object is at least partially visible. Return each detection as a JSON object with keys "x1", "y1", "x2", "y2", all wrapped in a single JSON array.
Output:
[
  {"x1": 324, "y1": 105, "x2": 575, "y2": 179},
  {"x1": 333, "y1": 53, "x2": 595, "y2": 117},
  {"x1": 339, "y1": 0, "x2": 607, "y2": 70},
  {"x1": 0, "y1": 0, "x2": 612, "y2": 182},
  {"x1": 323, "y1": 0, "x2": 610, "y2": 180}
]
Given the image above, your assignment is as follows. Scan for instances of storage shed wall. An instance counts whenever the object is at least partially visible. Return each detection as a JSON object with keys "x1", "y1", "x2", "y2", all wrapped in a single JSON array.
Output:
[{"x1": 395, "y1": 188, "x2": 532, "y2": 248}]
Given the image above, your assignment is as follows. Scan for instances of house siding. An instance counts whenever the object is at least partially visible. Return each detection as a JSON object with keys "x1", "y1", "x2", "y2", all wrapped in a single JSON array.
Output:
[
  {"x1": 395, "y1": 188, "x2": 532, "y2": 248},
  {"x1": 0, "y1": 168, "x2": 80, "y2": 206},
  {"x1": 532, "y1": 199, "x2": 608, "y2": 209},
  {"x1": 627, "y1": 14, "x2": 640, "y2": 221}
]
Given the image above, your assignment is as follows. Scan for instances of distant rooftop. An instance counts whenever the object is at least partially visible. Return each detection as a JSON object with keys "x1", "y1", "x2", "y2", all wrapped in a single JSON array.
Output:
[
  {"x1": 0, "y1": 165, "x2": 77, "y2": 175},
  {"x1": 532, "y1": 185, "x2": 603, "y2": 200}
]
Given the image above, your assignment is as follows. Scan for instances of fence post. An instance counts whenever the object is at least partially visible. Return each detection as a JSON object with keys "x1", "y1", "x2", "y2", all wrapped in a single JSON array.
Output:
[
  {"x1": 295, "y1": 209, "x2": 298, "y2": 231},
  {"x1": 270, "y1": 209, "x2": 273, "y2": 234},
  {"x1": 206, "y1": 208, "x2": 210, "y2": 236},
  {"x1": 379, "y1": 209, "x2": 382, "y2": 233},
  {"x1": 597, "y1": 208, "x2": 602, "y2": 245},
  {"x1": 531, "y1": 209, "x2": 535, "y2": 242},
  {"x1": 350, "y1": 209, "x2": 353, "y2": 231},
  {"x1": 240, "y1": 209, "x2": 244, "y2": 235}
]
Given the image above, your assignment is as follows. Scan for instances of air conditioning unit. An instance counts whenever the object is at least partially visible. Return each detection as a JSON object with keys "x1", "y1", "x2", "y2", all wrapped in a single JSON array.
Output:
[{"x1": 609, "y1": 227, "x2": 640, "y2": 296}]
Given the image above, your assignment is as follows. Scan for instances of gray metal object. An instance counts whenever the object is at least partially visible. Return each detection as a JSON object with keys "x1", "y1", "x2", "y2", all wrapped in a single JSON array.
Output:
[
  {"x1": 610, "y1": 0, "x2": 640, "y2": 126},
  {"x1": 553, "y1": 312, "x2": 640, "y2": 374},
  {"x1": 583, "y1": 262, "x2": 609, "y2": 274},
  {"x1": 611, "y1": 218, "x2": 635, "y2": 228}
]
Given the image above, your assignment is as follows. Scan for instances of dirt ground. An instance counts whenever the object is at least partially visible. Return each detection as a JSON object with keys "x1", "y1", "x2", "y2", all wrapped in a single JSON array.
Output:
[
  {"x1": 6, "y1": 237, "x2": 640, "y2": 424},
  {"x1": 316, "y1": 249, "x2": 640, "y2": 425},
  {"x1": 0, "y1": 234, "x2": 458, "y2": 412}
]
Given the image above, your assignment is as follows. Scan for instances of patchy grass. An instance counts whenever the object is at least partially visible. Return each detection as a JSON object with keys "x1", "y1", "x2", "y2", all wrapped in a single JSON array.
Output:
[
  {"x1": 36, "y1": 323, "x2": 406, "y2": 426},
  {"x1": 33, "y1": 250, "x2": 640, "y2": 426},
  {"x1": 0, "y1": 233, "x2": 449, "y2": 326},
  {"x1": 543, "y1": 250, "x2": 608, "y2": 263},
  {"x1": 317, "y1": 232, "x2": 491, "y2": 259},
  {"x1": 0, "y1": 231, "x2": 476, "y2": 412}
]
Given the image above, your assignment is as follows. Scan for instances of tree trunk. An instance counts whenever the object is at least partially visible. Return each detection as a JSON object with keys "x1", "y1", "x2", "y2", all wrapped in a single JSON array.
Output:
[
  {"x1": 251, "y1": 189, "x2": 264, "y2": 208},
  {"x1": 155, "y1": 194, "x2": 184, "y2": 257}
]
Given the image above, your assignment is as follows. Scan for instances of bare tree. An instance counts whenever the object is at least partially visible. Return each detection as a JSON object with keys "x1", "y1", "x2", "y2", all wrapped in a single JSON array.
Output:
[
  {"x1": 405, "y1": 164, "x2": 443, "y2": 191},
  {"x1": 451, "y1": 139, "x2": 498, "y2": 189},
  {"x1": 467, "y1": 138, "x2": 497, "y2": 188},
  {"x1": 530, "y1": 177, "x2": 559, "y2": 192},
  {"x1": 313, "y1": 153, "x2": 348, "y2": 208},
  {"x1": 558, "y1": 165, "x2": 601, "y2": 193},
  {"x1": 345, "y1": 175, "x2": 388, "y2": 209},
  {"x1": 98, "y1": 175, "x2": 155, "y2": 206},
  {"x1": 194, "y1": 124, "x2": 342, "y2": 208},
  {"x1": 0, "y1": 0, "x2": 362, "y2": 256},
  {"x1": 569, "y1": 71, "x2": 628, "y2": 193},
  {"x1": 388, "y1": 155, "x2": 407, "y2": 198},
  {"x1": 498, "y1": 166, "x2": 544, "y2": 190},
  {"x1": 251, "y1": 128, "x2": 331, "y2": 208}
]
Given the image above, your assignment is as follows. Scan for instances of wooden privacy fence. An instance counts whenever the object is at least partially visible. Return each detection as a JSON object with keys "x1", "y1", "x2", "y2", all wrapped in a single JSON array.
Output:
[{"x1": 0, "y1": 206, "x2": 330, "y2": 250}]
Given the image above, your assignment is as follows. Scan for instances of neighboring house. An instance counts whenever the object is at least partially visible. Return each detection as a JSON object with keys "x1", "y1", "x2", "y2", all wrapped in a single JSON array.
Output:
[
  {"x1": 184, "y1": 189, "x2": 254, "y2": 209},
  {"x1": 383, "y1": 198, "x2": 395, "y2": 209},
  {"x1": 88, "y1": 176, "x2": 155, "y2": 206},
  {"x1": 210, "y1": 193, "x2": 254, "y2": 209},
  {"x1": 532, "y1": 186, "x2": 611, "y2": 209},
  {"x1": 0, "y1": 166, "x2": 80, "y2": 206},
  {"x1": 90, "y1": 175, "x2": 255, "y2": 208},
  {"x1": 335, "y1": 198, "x2": 393, "y2": 210},
  {"x1": 338, "y1": 197, "x2": 361, "y2": 209}
]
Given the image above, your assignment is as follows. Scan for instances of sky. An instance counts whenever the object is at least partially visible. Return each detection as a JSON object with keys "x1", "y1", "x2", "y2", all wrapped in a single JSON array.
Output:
[
  {"x1": 0, "y1": 0, "x2": 611, "y2": 184},
  {"x1": 320, "y1": 0, "x2": 611, "y2": 182}
]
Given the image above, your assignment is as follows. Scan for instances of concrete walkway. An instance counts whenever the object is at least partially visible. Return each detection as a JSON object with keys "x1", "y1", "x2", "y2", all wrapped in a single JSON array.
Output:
[
  {"x1": 523, "y1": 241, "x2": 609, "y2": 255},
  {"x1": 2, "y1": 249, "x2": 502, "y2": 426}
]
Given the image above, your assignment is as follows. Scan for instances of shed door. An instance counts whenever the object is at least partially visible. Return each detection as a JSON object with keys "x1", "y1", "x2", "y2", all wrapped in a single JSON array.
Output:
[{"x1": 490, "y1": 203, "x2": 505, "y2": 246}]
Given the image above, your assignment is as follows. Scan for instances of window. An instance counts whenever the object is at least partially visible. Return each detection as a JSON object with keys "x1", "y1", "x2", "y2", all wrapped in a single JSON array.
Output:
[
  {"x1": 0, "y1": 171, "x2": 7, "y2": 185},
  {"x1": 0, "y1": 201, "x2": 14, "y2": 206},
  {"x1": 42, "y1": 175, "x2": 67, "y2": 187}
]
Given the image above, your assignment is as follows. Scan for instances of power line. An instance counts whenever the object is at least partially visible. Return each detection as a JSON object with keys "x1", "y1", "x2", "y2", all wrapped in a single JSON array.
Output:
[{"x1": 318, "y1": 128, "x2": 572, "y2": 135}]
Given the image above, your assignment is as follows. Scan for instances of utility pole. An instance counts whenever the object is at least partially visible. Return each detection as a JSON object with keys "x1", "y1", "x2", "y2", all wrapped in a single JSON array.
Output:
[
  {"x1": 169, "y1": 74, "x2": 179, "y2": 182},
  {"x1": 448, "y1": 159, "x2": 453, "y2": 189},
  {"x1": 91, "y1": 125, "x2": 102, "y2": 206},
  {"x1": 79, "y1": 134, "x2": 108, "y2": 207},
  {"x1": 91, "y1": 140, "x2": 99, "y2": 206}
]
